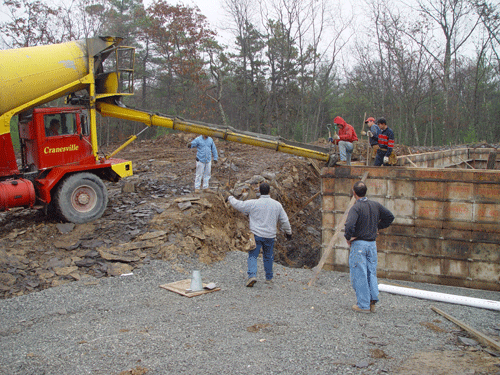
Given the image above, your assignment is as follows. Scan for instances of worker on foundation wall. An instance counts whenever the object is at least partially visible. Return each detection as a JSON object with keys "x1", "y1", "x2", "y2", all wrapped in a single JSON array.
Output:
[
  {"x1": 329, "y1": 116, "x2": 358, "y2": 165},
  {"x1": 374, "y1": 118, "x2": 395, "y2": 166},
  {"x1": 361, "y1": 117, "x2": 380, "y2": 165}
]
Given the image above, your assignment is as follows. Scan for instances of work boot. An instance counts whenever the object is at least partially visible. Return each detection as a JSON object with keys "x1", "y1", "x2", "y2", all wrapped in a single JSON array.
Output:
[
  {"x1": 194, "y1": 189, "x2": 201, "y2": 193},
  {"x1": 352, "y1": 304, "x2": 371, "y2": 314},
  {"x1": 370, "y1": 301, "x2": 376, "y2": 313},
  {"x1": 327, "y1": 155, "x2": 339, "y2": 167},
  {"x1": 265, "y1": 279, "x2": 273, "y2": 284},
  {"x1": 246, "y1": 277, "x2": 257, "y2": 287}
]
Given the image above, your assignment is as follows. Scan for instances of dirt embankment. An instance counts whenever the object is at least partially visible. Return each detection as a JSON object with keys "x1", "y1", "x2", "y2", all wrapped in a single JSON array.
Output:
[{"x1": 0, "y1": 133, "x2": 324, "y2": 299}]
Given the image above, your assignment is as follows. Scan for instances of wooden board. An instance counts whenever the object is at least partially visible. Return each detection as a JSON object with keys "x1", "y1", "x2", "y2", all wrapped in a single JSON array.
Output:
[
  {"x1": 159, "y1": 279, "x2": 221, "y2": 298},
  {"x1": 431, "y1": 306, "x2": 500, "y2": 352},
  {"x1": 308, "y1": 171, "x2": 369, "y2": 287}
]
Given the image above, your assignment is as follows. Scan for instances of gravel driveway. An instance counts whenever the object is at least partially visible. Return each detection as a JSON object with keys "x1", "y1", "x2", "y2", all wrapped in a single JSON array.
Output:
[{"x1": 0, "y1": 251, "x2": 499, "y2": 375}]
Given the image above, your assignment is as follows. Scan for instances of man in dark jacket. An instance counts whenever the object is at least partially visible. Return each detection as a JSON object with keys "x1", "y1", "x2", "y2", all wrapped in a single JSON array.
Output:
[
  {"x1": 374, "y1": 118, "x2": 394, "y2": 166},
  {"x1": 344, "y1": 181, "x2": 394, "y2": 313}
]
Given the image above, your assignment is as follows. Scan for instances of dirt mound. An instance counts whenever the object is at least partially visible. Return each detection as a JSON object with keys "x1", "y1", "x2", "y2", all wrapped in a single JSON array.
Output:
[{"x1": 0, "y1": 133, "x2": 322, "y2": 299}]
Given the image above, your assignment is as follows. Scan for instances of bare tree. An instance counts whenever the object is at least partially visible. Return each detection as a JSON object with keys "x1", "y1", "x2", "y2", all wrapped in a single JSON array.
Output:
[
  {"x1": 0, "y1": 0, "x2": 62, "y2": 47},
  {"x1": 222, "y1": 0, "x2": 265, "y2": 131},
  {"x1": 473, "y1": 0, "x2": 500, "y2": 74},
  {"x1": 409, "y1": 0, "x2": 482, "y2": 143},
  {"x1": 204, "y1": 39, "x2": 230, "y2": 126}
]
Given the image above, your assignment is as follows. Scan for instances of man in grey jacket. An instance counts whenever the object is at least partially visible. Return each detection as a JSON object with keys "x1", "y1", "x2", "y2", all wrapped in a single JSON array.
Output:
[{"x1": 228, "y1": 182, "x2": 292, "y2": 287}]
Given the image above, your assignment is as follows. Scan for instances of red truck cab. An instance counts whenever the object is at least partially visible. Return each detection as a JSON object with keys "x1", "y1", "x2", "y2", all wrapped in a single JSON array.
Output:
[{"x1": 19, "y1": 107, "x2": 93, "y2": 171}]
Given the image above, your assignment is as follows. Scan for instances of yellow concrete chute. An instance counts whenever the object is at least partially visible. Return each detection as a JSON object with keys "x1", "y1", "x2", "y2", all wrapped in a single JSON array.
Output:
[{"x1": 96, "y1": 102, "x2": 332, "y2": 163}]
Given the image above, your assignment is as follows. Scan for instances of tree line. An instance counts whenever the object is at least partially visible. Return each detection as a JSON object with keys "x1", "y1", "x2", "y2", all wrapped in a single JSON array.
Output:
[{"x1": 1, "y1": 0, "x2": 499, "y2": 146}]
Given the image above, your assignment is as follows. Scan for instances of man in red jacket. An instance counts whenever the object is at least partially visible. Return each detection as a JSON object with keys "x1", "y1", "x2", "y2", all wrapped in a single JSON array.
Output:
[{"x1": 329, "y1": 116, "x2": 358, "y2": 165}]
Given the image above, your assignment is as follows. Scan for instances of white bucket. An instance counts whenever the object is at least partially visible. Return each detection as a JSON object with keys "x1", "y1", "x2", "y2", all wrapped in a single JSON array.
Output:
[{"x1": 190, "y1": 270, "x2": 203, "y2": 291}]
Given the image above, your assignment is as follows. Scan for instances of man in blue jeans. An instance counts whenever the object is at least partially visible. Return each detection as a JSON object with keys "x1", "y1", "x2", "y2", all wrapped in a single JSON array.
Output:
[
  {"x1": 228, "y1": 182, "x2": 292, "y2": 287},
  {"x1": 344, "y1": 181, "x2": 394, "y2": 313}
]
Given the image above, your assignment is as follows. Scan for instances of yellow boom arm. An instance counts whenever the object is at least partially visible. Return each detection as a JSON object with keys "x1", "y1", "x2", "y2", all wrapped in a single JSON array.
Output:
[{"x1": 96, "y1": 102, "x2": 332, "y2": 163}]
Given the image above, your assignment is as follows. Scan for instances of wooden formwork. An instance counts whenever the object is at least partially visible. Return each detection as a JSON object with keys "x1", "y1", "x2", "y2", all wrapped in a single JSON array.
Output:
[
  {"x1": 397, "y1": 147, "x2": 499, "y2": 169},
  {"x1": 321, "y1": 166, "x2": 500, "y2": 291}
]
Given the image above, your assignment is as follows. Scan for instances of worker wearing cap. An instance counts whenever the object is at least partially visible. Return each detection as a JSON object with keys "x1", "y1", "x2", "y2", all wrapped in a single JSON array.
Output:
[
  {"x1": 188, "y1": 135, "x2": 218, "y2": 192},
  {"x1": 329, "y1": 116, "x2": 358, "y2": 165},
  {"x1": 361, "y1": 117, "x2": 380, "y2": 165},
  {"x1": 374, "y1": 118, "x2": 394, "y2": 166}
]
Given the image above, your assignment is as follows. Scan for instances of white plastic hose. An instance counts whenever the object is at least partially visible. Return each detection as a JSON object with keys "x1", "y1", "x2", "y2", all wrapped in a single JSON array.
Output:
[{"x1": 378, "y1": 284, "x2": 500, "y2": 311}]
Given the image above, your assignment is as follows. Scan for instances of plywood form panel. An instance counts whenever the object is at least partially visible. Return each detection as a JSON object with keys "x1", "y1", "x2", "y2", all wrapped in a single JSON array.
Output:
[
  {"x1": 334, "y1": 195, "x2": 351, "y2": 212},
  {"x1": 387, "y1": 198, "x2": 414, "y2": 222},
  {"x1": 377, "y1": 233, "x2": 412, "y2": 254},
  {"x1": 384, "y1": 253, "x2": 412, "y2": 272},
  {"x1": 322, "y1": 212, "x2": 335, "y2": 230},
  {"x1": 442, "y1": 258, "x2": 469, "y2": 278},
  {"x1": 387, "y1": 179, "x2": 415, "y2": 198},
  {"x1": 377, "y1": 251, "x2": 387, "y2": 271},
  {"x1": 415, "y1": 200, "x2": 445, "y2": 220},
  {"x1": 441, "y1": 228, "x2": 472, "y2": 242},
  {"x1": 441, "y1": 239, "x2": 472, "y2": 260},
  {"x1": 442, "y1": 201, "x2": 473, "y2": 222},
  {"x1": 474, "y1": 183, "x2": 500, "y2": 202},
  {"x1": 470, "y1": 262, "x2": 500, "y2": 283},
  {"x1": 416, "y1": 256, "x2": 442, "y2": 276},
  {"x1": 322, "y1": 194, "x2": 335, "y2": 211},
  {"x1": 334, "y1": 248, "x2": 349, "y2": 266},
  {"x1": 474, "y1": 202, "x2": 500, "y2": 223},
  {"x1": 470, "y1": 241, "x2": 500, "y2": 263},
  {"x1": 445, "y1": 182, "x2": 474, "y2": 200},
  {"x1": 412, "y1": 236, "x2": 442, "y2": 257},
  {"x1": 388, "y1": 224, "x2": 416, "y2": 237}
]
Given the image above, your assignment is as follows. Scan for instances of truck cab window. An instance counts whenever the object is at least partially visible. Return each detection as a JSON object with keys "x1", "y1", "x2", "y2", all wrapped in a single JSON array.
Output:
[{"x1": 45, "y1": 113, "x2": 78, "y2": 136}]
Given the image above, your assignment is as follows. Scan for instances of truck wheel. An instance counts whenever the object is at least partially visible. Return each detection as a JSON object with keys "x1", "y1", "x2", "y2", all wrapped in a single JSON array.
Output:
[{"x1": 55, "y1": 173, "x2": 108, "y2": 224}]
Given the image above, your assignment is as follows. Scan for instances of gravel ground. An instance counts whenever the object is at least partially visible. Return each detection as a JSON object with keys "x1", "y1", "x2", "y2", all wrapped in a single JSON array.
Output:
[{"x1": 0, "y1": 251, "x2": 499, "y2": 375}]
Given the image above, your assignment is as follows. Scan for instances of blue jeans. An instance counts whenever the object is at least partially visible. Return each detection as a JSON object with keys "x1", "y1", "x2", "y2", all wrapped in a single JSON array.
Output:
[
  {"x1": 248, "y1": 236, "x2": 275, "y2": 280},
  {"x1": 338, "y1": 141, "x2": 353, "y2": 164},
  {"x1": 374, "y1": 150, "x2": 388, "y2": 166},
  {"x1": 349, "y1": 240, "x2": 379, "y2": 310}
]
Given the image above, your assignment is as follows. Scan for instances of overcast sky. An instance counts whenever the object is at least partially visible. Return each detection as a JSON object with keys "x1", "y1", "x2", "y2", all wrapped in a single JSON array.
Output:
[{"x1": 144, "y1": 0, "x2": 233, "y2": 43}]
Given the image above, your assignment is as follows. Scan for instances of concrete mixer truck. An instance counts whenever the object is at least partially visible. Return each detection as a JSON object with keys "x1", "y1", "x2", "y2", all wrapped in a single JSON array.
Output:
[{"x1": 0, "y1": 36, "x2": 333, "y2": 224}]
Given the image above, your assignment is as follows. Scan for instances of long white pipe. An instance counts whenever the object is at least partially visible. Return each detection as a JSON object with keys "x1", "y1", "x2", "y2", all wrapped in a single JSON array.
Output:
[{"x1": 378, "y1": 284, "x2": 500, "y2": 312}]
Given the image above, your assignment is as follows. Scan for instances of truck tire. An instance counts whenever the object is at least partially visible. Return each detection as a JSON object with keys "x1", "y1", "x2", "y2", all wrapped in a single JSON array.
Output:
[{"x1": 54, "y1": 173, "x2": 108, "y2": 224}]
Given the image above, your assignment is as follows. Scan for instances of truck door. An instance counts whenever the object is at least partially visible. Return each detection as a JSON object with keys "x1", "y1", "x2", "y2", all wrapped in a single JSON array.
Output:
[{"x1": 21, "y1": 108, "x2": 93, "y2": 171}]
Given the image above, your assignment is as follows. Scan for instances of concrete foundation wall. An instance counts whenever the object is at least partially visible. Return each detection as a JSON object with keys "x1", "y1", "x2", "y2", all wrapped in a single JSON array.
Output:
[{"x1": 321, "y1": 166, "x2": 500, "y2": 291}]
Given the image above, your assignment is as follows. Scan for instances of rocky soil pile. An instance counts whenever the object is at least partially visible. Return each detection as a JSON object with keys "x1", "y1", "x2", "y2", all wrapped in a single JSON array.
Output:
[{"x1": 0, "y1": 133, "x2": 323, "y2": 299}]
